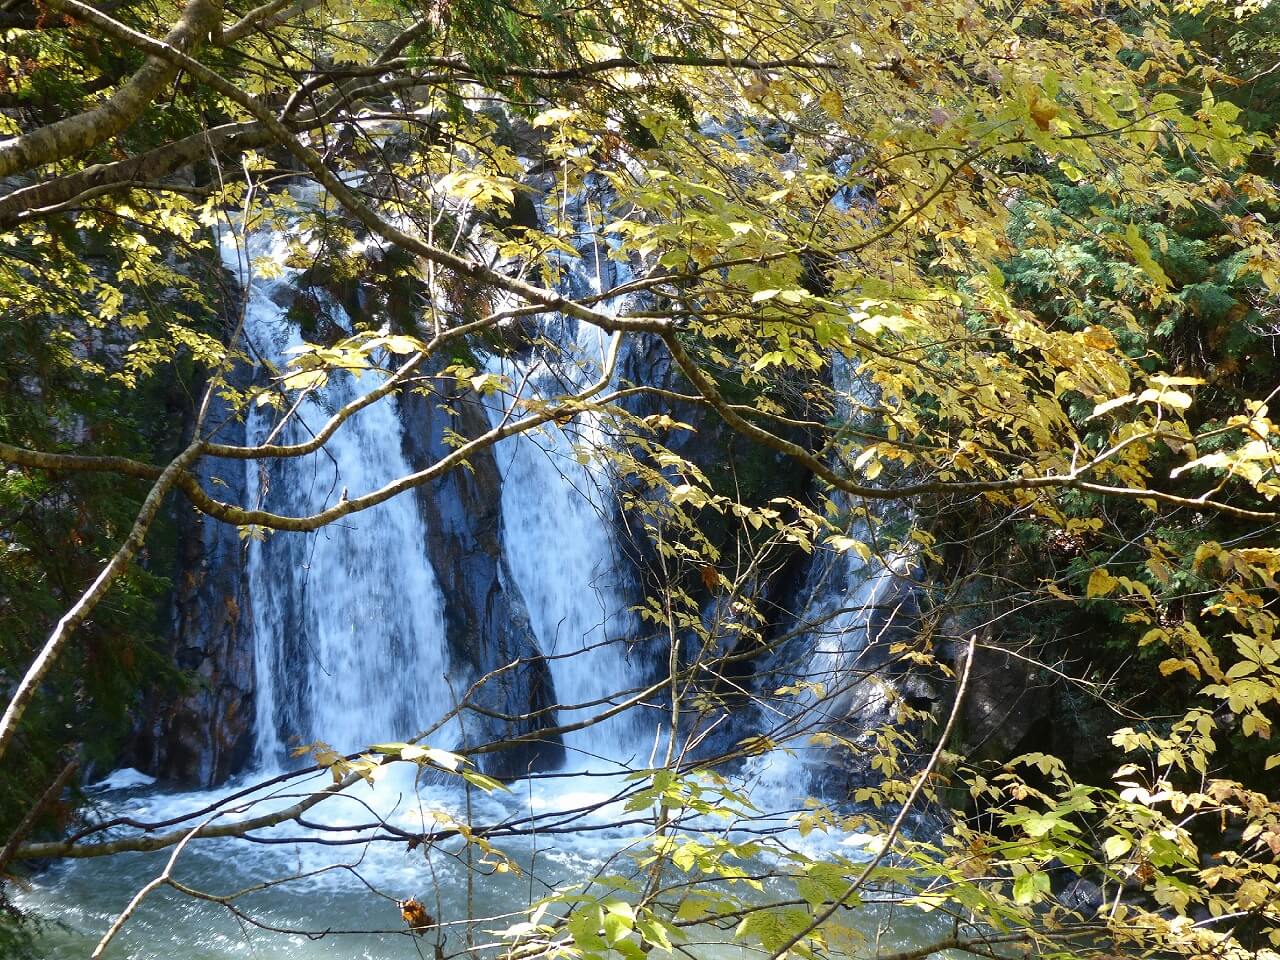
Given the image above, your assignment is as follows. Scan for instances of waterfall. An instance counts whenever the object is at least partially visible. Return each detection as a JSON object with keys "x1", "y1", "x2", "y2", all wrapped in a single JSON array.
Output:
[
  {"x1": 220, "y1": 180, "x2": 651, "y2": 772},
  {"x1": 742, "y1": 358, "x2": 915, "y2": 805},
  {"x1": 199, "y1": 164, "x2": 656, "y2": 776},
  {"x1": 216, "y1": 164, "x2": 900, "y2": 792},
  {"x1": 789, "y1": 354, "x2": 905, "y2": 727},
  {"x1": 221, "y1": 224, "x2": 453, "y2": 764},
  {"x1": 19, "y1": 158, "x2": 932, "y2": 960},
  {"x1": 484, "y1": 196, "x2": 648, "y2": 769}
]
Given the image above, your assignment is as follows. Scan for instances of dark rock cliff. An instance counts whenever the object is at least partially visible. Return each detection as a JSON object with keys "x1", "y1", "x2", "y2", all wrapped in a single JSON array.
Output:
[
  {"x1": 399, "y1": 377, "x2": 565, "y2": 778},
  {"x1": 130, "y1": 385, "x2": 256, "y2": 786}
]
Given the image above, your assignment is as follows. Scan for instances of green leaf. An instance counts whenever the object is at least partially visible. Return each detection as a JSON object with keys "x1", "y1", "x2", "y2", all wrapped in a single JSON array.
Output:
[
  {"x1": 675, "y1": 897, "x2": 711, "y2": 922},
  {"x1": 603, "y1": 915, "x2": 629, "y2": 945},
  {"x1": 796, "y1": 862, "x2": 849, "y2": 906},
  {"x1": 1013, "y1": 871, "x2": 1050, "y2": 905},
  {"x1": 604, "y1": 901, "x2": 635, "y2": 924}
]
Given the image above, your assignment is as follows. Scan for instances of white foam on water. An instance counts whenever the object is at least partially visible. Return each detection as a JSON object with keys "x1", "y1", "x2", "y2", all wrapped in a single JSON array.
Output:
[{"x1": 85, "y1": 768, "x2": 158, "y2": 793}]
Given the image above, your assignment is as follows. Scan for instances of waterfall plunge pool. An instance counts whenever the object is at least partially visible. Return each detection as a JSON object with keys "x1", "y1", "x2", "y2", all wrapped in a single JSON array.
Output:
[{"x1": 19, "y1": 762, "x2": 943, "y2": 959}]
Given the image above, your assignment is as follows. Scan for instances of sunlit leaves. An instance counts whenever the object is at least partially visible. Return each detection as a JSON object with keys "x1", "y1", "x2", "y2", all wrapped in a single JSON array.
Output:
[
  {"x1": 6, "y1": 0, "x2": 1280, "y2": 956},
  {"x1": 1012, "y1": 870, "x2": 1051, "y2": 905},
  {"x1": 436, "y1": 170, "x2": 520, "y2": 212}
]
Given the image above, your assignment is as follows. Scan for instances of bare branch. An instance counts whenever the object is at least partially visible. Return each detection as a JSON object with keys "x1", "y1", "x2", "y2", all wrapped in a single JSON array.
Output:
[
  {"x1": 91, "y1": 814, "x2": 213, "y2": 958},
  {"x1": 42, "y1": 0, "x2": 673, "y2": 339},
  {"x1": 0, "y1": 755, "x2": 79, "y2": 874}
]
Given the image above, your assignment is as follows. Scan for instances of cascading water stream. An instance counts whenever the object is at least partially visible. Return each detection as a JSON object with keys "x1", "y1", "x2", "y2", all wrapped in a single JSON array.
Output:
[
  {"x1": 740, "y1": 358, "x2": 915, "y2": 810},
  {"x1": 484, "y1": 195, "x2": 648, "y2": 769},
  {"x1": 227, "y1": 221, "x2": 454, "y2": 764},
  {"x1": 16, "y1": 201, "x2": 662, "y2": 958},
  {"x1": 488, "y1": 393, "x2": 645, "y2": 767}
]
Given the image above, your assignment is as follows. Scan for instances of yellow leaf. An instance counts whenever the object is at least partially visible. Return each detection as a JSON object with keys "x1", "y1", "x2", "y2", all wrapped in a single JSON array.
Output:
[
  {"x1": 819, "y1": 89, "x2": 844, "y2": 116},
  {"x1": 1138, "y1": 387, "x2": 1193, "y2": 411},
  {"x1": 1028, "y1": 94, "x2": 1059, "y2": 131},
  {"x1": 1088, "y1": 393, "x2": 1136, "y2": 420},
  {"x1": 1082, "y1": 325, "x2": 1117, "y2": 350},
  {"x1": 1124, "y1": 224, "x2": 1172, "y2": 286},
  {"x1": 1086, "y1": 567, "x2": 1117, "y2": 598},
  {"x1": 1104, "y1": 835, "x2": 1132, "y2": 861}
]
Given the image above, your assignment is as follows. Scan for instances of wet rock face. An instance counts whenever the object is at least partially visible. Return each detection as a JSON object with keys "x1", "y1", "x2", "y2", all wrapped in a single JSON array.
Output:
[
  {"x1": 398, "y1": 377, "x2": 565, "y2": 778},
  {"x1": 946, "y1": 632, "x2": 1054, "y2": 765},
  {"x1": 615, "y1": 332, "x2": 814, "y2": 587},
  {"x1": 1058, "y1": 874, "x2": 1104, "y2": 916},
  {"x1": 150, "y1": 492, "x2": 255, "y2": 784},
  {"x1": 131, "y1": 391, "x2": 256, "y2": 786}
]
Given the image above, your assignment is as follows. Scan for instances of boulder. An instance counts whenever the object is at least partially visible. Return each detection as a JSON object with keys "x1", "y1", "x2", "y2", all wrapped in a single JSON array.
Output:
[
  {"x1": 1058, "y1": 875, "x2": 1104, "y2": 916},
  {"x1": 951, "y1": 639, "x2": 1053, "y2": 763}
]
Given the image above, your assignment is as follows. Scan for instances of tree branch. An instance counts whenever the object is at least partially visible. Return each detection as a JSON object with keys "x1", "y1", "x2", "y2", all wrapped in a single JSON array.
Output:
[
  {"x1": 91, "y1": 814, "x2": 213, "y2": 957},
  {"x1": 42, "y1": 0, "x2": 672, "y2": 338},
  {"x1": 0, "y1": 442, "x2": 202, "y2": 763},
  {"x1": 659, "y1": 332, "x2": 1279, "y2": 520},
  {"x1": 0, "y1": 0, "x2": 220, "y2": 180},
  {"x1": 14, "y1": 768, "x2": 365, "y2": 861},
  {"x1": 0, "y1": 755, "x2": 79, "y2": 875}
]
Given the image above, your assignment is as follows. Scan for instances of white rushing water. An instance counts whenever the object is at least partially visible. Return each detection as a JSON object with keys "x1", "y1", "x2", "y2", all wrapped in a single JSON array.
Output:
[
  {"x1": 18, "y1": 204, "x2": 662, "y2": 959},
  {"x1": 228, "y1": 223, "x2": 453, "y2": 763},
  {"x1": 489, "y1": 390, "x2": 647, "y2": 768},
  {"x1": 486, "y1": 203, "x2": 649, "y2": 769}
]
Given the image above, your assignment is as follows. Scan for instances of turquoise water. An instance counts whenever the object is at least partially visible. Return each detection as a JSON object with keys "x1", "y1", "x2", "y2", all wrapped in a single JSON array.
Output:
[{"x1": 20, "y1": 765, "x2": 939, "y2": 959}]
